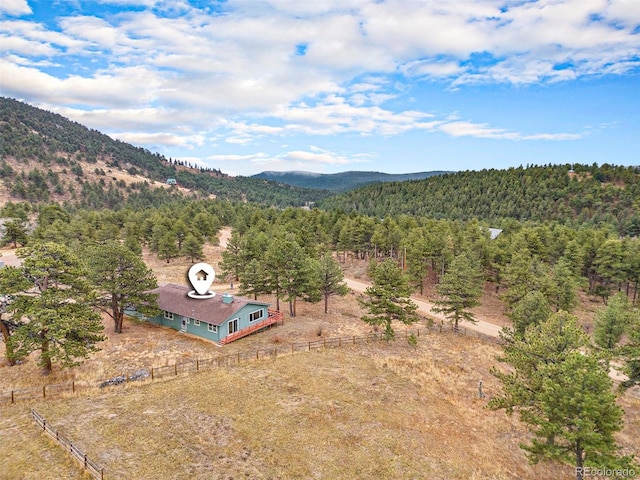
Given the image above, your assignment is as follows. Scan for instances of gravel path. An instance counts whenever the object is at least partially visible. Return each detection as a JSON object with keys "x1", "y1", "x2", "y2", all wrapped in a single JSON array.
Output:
[{"x1": 344, "y1": 277, "x2": 503, "y2": 338}]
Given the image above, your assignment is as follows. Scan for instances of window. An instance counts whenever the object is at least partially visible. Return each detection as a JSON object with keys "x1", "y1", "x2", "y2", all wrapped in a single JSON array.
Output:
[
  {"x1": 163, "y1": 311, "x2": 173, "y2": 320},
  {"x1": 228, "y1": 318, "x2": 239, "y2": 335},
  {"x1": 249, "y1": 309, "x2": 263, "y2": 322},
  {"x1": 207, "y1": 324, "x2": 217, "y2": 333},
  {"x1": 193, "y1": 319, "x2": 200, "y2": 326}
]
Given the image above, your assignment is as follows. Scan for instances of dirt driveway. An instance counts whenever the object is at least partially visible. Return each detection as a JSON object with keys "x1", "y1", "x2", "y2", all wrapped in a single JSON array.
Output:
[{"x1": 343, "y1": 277, "x2": 503, "y2": 338}]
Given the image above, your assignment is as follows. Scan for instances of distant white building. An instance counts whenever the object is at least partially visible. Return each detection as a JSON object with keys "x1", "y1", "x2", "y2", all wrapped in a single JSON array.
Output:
[{"x1": 488, "y1": 228, "x2": 503, "y2": 240}]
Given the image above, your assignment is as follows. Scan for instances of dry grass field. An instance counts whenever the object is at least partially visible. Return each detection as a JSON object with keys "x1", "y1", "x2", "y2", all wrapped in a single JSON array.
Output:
[
  {"x1": 3, "y1": 333, "x2": 639, "y2": 480},
  {"x1": 1, "y1": 233, "x2": 639, "y2": 479}
]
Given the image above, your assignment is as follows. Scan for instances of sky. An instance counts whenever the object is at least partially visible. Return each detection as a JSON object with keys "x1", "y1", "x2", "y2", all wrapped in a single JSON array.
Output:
[{"x1": 1, "y1": 0, "x2": 639, "y2": 177}]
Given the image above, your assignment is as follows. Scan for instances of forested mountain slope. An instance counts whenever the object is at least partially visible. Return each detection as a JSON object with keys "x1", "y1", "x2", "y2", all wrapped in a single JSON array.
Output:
[
  {"x1": 252, "y1": 170, "x2": 450, "y2": 192},
  {"x1": 0, "y1": 97, "x2": 328, "y2": 209},
  {"x1": 318, "y1": 164, "x2": 640, "y2": 235}
]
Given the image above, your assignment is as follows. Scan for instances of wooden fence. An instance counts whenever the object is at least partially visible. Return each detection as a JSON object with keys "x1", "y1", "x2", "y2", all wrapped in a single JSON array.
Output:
[
  {"x1": 31, "y1": 409, "x2": 105, "y2": 480},
  {"x1": 2, "y1": 322, "x2": 499, "y2": 405}
]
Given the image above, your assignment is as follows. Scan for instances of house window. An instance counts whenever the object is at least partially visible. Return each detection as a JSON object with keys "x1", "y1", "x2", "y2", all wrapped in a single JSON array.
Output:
[
  {"x1": 164, "y1": 311, "x2": 173, "y2": 320},
  {"x1": 208, "y1": 324, "x2": 217, "y2": 333},
  {"x1": 193, "y1": 319, "x2": 200, "y2": 326},
  {"x1": 249, "y1": 309, "x2": 263, "y2": 322},
  {"x1": 228, "y1": 318, "x2": 239, "y2": 335}
]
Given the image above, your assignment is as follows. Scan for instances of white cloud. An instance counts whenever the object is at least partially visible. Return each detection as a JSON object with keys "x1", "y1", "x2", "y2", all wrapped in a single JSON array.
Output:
[
  {"x1": 0, "y1": 0, "x2": 633, "y2": 171},
  {"x1": 110, "y1": 131, "x2": 205, "y2": 148},
  {"x1": 204, "y1": 147, "x2": 371, "y2": 175},
  {"x1": 438, "y1": 120, "x2": 583, "y2": 141},
  {"x1": 0, "y1": 0, "x2": 31, "y2": 16}
]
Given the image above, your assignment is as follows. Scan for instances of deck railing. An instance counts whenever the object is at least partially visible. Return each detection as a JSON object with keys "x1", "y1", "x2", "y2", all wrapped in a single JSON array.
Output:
[{"x1": 219, "y1": 310, "x2": 284, "y2": 345}]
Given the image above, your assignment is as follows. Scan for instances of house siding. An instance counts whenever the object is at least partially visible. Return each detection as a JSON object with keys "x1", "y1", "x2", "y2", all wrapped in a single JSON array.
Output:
[{"x1": 147, "y1": 304, "x2": 268, "y2": 343}]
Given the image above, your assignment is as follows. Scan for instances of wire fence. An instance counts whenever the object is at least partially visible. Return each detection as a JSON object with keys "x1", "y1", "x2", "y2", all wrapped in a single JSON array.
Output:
[
  {"x1": 2, "y1": 322, "x2": 499, "y2": 405},
  {"x1": 31, "y1": 409, "x2": 105, "y2": 480}
]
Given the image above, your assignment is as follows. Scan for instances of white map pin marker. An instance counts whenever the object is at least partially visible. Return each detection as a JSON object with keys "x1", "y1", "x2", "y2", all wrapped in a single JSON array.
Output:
[{"x1": 187, "y1": 262, "x2": 216, "y2": 299}]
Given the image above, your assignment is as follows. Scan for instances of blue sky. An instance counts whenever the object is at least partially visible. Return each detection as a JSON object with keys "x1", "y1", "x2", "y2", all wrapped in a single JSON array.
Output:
[{"x1": 1, "y1": 0, "x2": 639, "y2": 176}]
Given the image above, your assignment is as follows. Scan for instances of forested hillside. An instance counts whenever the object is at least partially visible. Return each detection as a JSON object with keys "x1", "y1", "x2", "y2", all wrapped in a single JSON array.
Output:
[
  {"x1": 0, "y1": 97, "x2": 328, "y2": 209},
  {"x1": 252, "y1": 170, "x2": 449, "y2": 192},
  {"x1": 318, "y1": 164, "x2": 640, "y2": 236}
]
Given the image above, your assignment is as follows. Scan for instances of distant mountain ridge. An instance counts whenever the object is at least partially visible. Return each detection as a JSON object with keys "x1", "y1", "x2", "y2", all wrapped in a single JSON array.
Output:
[{"x1": 252, "y1": 170, "x2": 450, "y2": 192}]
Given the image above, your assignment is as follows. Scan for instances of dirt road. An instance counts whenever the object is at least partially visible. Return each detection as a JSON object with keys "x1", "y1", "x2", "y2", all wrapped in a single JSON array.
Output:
[{"x1": 346, "y1": 277, "x2": 508, "y2": 339}]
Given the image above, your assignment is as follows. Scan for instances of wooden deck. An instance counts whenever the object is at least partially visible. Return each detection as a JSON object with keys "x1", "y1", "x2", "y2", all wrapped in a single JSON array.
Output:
[{"x1": 219, "y1": 310, "x2": 283, "y2": 345}]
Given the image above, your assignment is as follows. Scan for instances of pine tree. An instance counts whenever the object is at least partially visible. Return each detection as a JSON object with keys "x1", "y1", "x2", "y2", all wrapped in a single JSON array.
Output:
[
  {"x1": 316, "y1": 253, "x2": 349, "y2": 314},
  {"x1": 508, "y1": 290, "x2": 552, "y2": 338},
  {"x1": 182, "y1": 234, "x2": 205, "y2": 262},
  {"x1": 593, "y1": 292, "x2": 634, "y2": 351},
  {"x1": 522, "y1": 353, "x2": 631, "y2": 479},
  {"x1": 8, "y1": 243, "x2": 105, "y2": 374},
  {"x1": 547, "y1": 256, "x2": 580, "y2": 312},
  {"x1": 157, "y1": 232, "x2": 179, "y2": 263},
  {"x1": 1, "y1": 218, "x2": 28, "y2": 248},
  {"x1": 0, "y1": 266, "x2": 28, "y2": 365},
  {"x1": 359, "y1": 258, "x2": 418, "y2": 340},
  {"x1": 432, "y1": 252, "x2": 484, "y2": 329},
  {"x1": 85, "y1": 241, "x2": 159, "y2": 333},
  {"x1": 490, "y1": 313, "x2": 635, "y2": 478}
]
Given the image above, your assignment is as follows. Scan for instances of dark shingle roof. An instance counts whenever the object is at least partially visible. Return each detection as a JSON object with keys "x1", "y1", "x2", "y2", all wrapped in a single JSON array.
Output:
[{"x1": 151, "y1": 284, "x2": 270, "y2": 326}]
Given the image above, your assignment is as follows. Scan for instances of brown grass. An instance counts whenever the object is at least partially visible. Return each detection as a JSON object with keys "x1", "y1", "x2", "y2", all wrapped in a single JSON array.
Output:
[
  {"x1": 0, "y1": 336, "x2": 580, "y2": 479},
  {"x1": 5, "y1": 334, "x2": 638, "y2": 479}
]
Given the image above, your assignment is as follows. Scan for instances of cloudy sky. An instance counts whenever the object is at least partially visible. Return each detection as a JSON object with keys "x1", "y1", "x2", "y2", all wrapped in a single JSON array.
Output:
[{"x1": 1, "y1": 0, "x2": 639, "y2": 176}]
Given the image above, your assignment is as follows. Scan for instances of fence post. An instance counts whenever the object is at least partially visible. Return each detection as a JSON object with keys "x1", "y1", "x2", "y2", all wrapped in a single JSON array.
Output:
[
  {"x1": 174, "y1": 364, "x2": 178, "y2": 376},
  {"x1": 308, "y1": 341, "x2": 311, "y2": 351},
  {"x1": 11, "y1": 390, "x2": 14, "y2": 404},
  {"x1": 72, "y1": 381, "x2": 75, "y2": 393},
  {"x1": 151, "y1": 367, "x2": 154, "y2": 380},
  {"x1": 196, "y1": 359, "x2": 200, "y2": 371},
  {"x1": 43, "y1": 385, "x2": 46, "y2": 399}
]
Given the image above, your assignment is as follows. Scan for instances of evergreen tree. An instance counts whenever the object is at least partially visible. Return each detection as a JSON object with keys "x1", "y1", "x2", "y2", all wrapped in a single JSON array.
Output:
[
  {"x1": 182, "y1": 233, "x2": 205, "y2": 262},
  {"x1": 316, "y1": 253, "x2": 349, "y2": 314},
  {"x1": 593, "y1": 292, "x2": 635, "y2": 352},
  {"x1": 359, "y1": 258, "x2": 419, "y2": 340},
  {"x1": 7, "y1": 243, "x2": 105, "y2": 374},
  {"x1": 1, "y1": 218, "x2": 28, "y2": 248},
  {"x1": 521, "y1": 353, "x2": 631, "y2": 479},
  {"x1": 173, "y1": 219, "x2": 190, "y2": 250},
  {"x1": 547, "y1": 256, "x2": 580, "y2": 312},
  {"x1": 85, "y1": 241, "x2": 159, "y2": 333},
  {"x1": 239, "y1": 258, "x2": 269, "y2": 301},
  {"x1": 490, "y1": 313, "x2": 635, "y2": 478},
  {"x1": 157, "y1": 231, "x2": 179, "y2": 263},
  {"x1": 621, "y1": 313, "x2": 640, "y2": 387},
  {"x1": 266, "y1": 234, "x2": 311, "y2": 317},
  {"x1": 0, "y1": 267, "x2": 26, "y2": 365},
  {"x1": 219, "y1": 230, "x2": 243, "y2": 281},
  {"x1": 432, "y1": 252, "x2": 484, "y2": 329},
  {"x1": 508, "y1": 290, "x2": 552, "y2": 338}
]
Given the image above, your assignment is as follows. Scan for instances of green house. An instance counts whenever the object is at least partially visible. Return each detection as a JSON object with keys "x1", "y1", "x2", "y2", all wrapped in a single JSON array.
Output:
[{"x1": 146, "y1": 284, "x2": 282, "y2": 345}]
